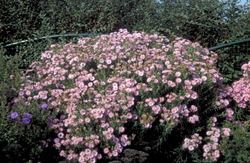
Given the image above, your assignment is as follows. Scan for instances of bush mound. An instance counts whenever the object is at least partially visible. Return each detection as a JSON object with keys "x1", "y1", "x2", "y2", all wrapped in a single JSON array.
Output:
[{"x1": 4, "y1": 29, "x2": 250, "y2": 163}]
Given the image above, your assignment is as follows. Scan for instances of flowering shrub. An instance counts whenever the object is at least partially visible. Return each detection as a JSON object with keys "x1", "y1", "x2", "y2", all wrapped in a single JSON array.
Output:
[
  {"x1": 8, "y1": 29, "x2": 250, "y2": 163},
  {"x1": 211, "y1": 61, "x2": 250, "y2": 163},
  {"x1": 211, "y1": 61, "x2": 250, "y2": 125},
  {"x1": 227, "y1": 62, "x2": 250, "y2": 109}
]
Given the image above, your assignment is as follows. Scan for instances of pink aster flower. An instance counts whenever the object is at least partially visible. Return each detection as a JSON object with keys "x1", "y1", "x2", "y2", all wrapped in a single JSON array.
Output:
[
  {"x1": 104, "y1": 148, "x2": 109, "y2": 154},
  {"x1": 58, "y1": 132, "x2": 64, "y2": 138}
]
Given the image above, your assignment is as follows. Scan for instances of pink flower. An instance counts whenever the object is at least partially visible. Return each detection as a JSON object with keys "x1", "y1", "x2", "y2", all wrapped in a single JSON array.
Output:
[
  {"x1": 175, "y1": 71, "x2": 181, "y2": 77},
  {"x1": 104, "y1": 148, "x2": 109, "y2": 154},
  {"x1": 112, "y1": 150, "x2": 118, "y2": 157},
  {"x1": 108, "y1": 112, "x2": 114, "y2": 118},
  {"x1": 223, "y1": 130, "x2": 230, "y2": 137},
  {"x1": 60, "y1": 150, "x2": 66, "y2": 157},
  {"x1": 97, "y1": 154, "x2": 102, "y2": 159},
  {"x1": 78, "y1": 156, "x2": 85, "y2": 163},
  {"x1": 176, "y1": 78, "x2": 182, "y2": 83},
  {"x1": 58, "y1": 132, "x2": 64, "y2": 138},
  {"x1": 138, "y1": 71, "x2": 144, "y2": 76},
  {"x1": 85, "y1": 117, "x2": 90, "y2": 123},
  {"x1": 190, "y1": 105, "x2": 198, "y2": 112},
  {"x1": 119, "y1": 127, "x2": 125, "y2": 133},
  {"x1": 188, "y1": 145, "x2": 194, "y2": 151},
  {"x1": 85, "y1": 148, "x2": 91, "y2": 155},
  {"x1": 67, "y1": 154, "x2": 73, "y2": 161},
  {"x1": 148, "y1": 101, "x2": 155, "y2": 107},
  {"x1": 171, "y1": 107, "x2": 178, "y2": 114}
]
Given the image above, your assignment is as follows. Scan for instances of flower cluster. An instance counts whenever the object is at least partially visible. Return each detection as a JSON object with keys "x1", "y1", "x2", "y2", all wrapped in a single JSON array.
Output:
[
  {"x1": 7, "y1": 112, "x2": 33, "y2": 124},
  {"x1": 203, "y1": 127, "x2": 231, "y2": 162},
  {"x1": 227, "y1": 61, "x2": 250, "y2": 109},
  {"x1": 6, "y1": 100, "x2": 53, "y2": 125},
  {"x1": 182, "y1": 133, "x2": 202, "y2": 151},
  {"x1": 9, "y1": 29, "x2": 249, "y2": 163}
]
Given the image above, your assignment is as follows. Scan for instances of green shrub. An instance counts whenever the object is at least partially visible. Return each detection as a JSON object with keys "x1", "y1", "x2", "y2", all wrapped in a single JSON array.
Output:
[
  {"x1": 218, "y1": 121, "x2": 250, "y2": 163},
  {"x1": 9, "y1": 29, "x2": 246, "y2": 163}
]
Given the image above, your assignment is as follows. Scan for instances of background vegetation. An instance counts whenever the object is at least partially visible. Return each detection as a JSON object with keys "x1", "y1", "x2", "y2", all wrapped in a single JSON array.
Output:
[{"x1": 0, "y1": 0, "x2": 250, "y2": 162}]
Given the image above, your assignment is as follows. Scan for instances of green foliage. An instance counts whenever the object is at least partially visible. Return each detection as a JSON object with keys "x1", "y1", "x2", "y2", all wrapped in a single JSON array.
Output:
[
  {"x1": 214, "y1": 40, "x2": 250, "y2": 86},
  {"x1": 0, "y1": 46, "x2": 64, "y2": 163},
  {"x1": 0, "y1": 47, "x2": 25, "y2": 162},
  {"x1": 218, "y1": 121, "x2": 250, "y2": 163},
  {"x1": 155, "y1": 0, "x2": 250, "y2": 46},
  {"x1": 0, "y1": 46, "x2": 26, "y2": 112}
]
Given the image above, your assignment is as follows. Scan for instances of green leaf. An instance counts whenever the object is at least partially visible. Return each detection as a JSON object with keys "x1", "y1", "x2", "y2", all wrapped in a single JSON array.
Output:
[
  {"x1": 225, "y1": 74, "x2": 232, "y2": 78},
  {"x1": 233, "y1": 74, "x2": 238, "y2": 78},
  {"x1": 227, "y1": 67, "x2": 234, "y2": 72}
]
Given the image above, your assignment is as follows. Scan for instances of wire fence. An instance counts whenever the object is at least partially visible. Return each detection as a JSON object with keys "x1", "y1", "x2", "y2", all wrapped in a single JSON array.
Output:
[
  {"x1": 3, "y1": 33, "x2": 109, "y2": 48},
  {"x1": 208, "y1": 38, "x2": 250, "y2": 70}
]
